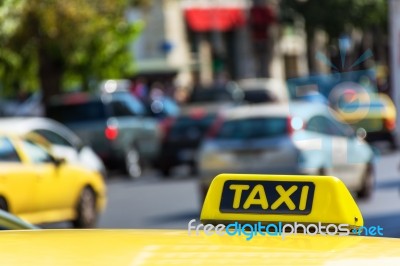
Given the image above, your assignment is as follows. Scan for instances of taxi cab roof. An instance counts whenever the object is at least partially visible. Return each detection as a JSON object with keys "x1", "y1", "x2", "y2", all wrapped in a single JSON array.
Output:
[
  {"x1": 221, "y1": 101, "x2": 332, "y2": 121},
  {"x1": 0, "y1": 229, "x2": 399, "y2": 265}
]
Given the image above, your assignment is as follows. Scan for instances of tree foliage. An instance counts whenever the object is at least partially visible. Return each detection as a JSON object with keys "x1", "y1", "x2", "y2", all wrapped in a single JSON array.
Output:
[
  {"x1": 0, "y1": 0, "x2": 143, "y2": 99},
  {"x1": 281, "y1": 0, "x2": 388, "y2": 40}
]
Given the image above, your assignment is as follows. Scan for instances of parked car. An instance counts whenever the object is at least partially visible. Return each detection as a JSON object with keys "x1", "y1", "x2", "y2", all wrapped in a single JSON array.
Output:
[
  {"x1": 47, "y1": 92, "x2": 161, "y2": 179},
  {"x1": 238, "y1": 78, "x2": 289, "y2": 103},
  {"x1": 0, "y1": 117, "x2": 107, "y2": 177},
  {"x1": 0, "y1": 133, "x2": 106, "y2": 228},
  {"x1": 157, "y1": 104, "x2": 223, "y2": 177},
  {"x1": 199, "y1": 102, "x2": 375, "y2": 199}
]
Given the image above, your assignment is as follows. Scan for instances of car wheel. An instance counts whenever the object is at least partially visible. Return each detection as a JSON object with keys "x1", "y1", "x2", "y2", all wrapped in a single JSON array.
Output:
[
  {"x1": 73, "y1": 187, "x2": 97, "y2": 228},
  {"x1": 357, "y1": 165, "x2": 374, "y2": 200},
  {"x1": 0, "y1": 197, "x2": 8, "y2": 212},
  {"x1": 125, "y1": 147, "x2": 142, "y2": 179}
]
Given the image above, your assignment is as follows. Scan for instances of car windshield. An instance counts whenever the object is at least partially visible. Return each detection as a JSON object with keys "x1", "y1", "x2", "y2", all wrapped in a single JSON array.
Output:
[{"x1": 216, "y1": 117, "x2": 288, "y2": 140}]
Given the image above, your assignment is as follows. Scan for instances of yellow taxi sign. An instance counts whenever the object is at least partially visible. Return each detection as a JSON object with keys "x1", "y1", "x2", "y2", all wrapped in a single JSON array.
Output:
[
  {"x1": 220, "y1": 180, "x2": 315, "y2": 215},
  {"x1": 200, "y1": 174, "x2": 363, "y2": 228}
]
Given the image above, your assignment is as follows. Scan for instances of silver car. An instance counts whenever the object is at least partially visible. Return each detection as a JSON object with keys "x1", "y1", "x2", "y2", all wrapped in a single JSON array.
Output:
[
  {"x1": 199, "y1": 102, "x2": 375, "y2": 199},
  {"x1": 0, "y1": 118, "x2": 106, "y2": 177}
]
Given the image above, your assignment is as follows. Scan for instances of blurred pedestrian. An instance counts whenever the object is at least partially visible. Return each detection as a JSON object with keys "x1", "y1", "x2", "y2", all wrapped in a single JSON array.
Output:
[
  {"x1": 130, "y1": 78, "x2": 148, "y2": 100},
  {"x1": 149, "y1": 82, "x2": 165, "y2": 101}
]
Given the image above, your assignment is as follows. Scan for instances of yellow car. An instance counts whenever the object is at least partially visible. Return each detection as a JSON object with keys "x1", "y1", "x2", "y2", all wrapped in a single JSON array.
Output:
[
  {"x1": 0, "y1": 173, "x2": 399, "y2": 265},
  {"x1": 334, "y1": 92, "x2": 397, "y2": 149},
  {"x1": 0, "y1": 133, "x2": 106, "y2": 228}
]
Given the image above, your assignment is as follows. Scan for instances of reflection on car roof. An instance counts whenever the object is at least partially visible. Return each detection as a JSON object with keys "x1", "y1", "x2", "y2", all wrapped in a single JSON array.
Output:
[{"x1": 0, "y1": 230, "x2": 399, "y2": 265}]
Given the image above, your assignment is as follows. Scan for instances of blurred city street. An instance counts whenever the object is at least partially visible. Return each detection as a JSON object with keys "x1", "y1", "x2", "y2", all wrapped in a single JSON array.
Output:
[
  {"x1": 98, "y1": 148, "x2": 400, "y2": 237},
  {"x1": 2, "y1": 0, "x2": 400, "y2": 264}
]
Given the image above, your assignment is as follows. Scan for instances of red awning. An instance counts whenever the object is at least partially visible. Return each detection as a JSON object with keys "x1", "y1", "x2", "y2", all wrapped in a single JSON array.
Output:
[{"x1": 184, "y1": 8, "x2": 246, "y2": 32}]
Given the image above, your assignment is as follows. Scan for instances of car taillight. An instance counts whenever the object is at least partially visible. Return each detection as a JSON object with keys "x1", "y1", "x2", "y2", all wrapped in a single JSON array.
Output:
[
  {"x1": 62, "y1": 93, "x2": 90, "y2": 104},
  {"x1": 105, "y1": 126, "x2": 119, "y2": 140},
  {"x1": 159, "y1": 117, "x2": 175, "y2": 140},
  {"x1": 384, "y1": 118, "x2": 396, "y2": 131},
  {"x1": 288, "y1": 116, "x2": 305, "y2": 135},
  {"x1": 189, "y1": 108, "x2": 206, "y2": 120},
  {"x1": 206, "y1": 116, "x2": 224, "y2": 138}
]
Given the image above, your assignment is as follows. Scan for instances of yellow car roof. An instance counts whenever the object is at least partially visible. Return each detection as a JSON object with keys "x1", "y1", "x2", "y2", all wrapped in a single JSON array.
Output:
[{"x1": 0, "y1": 230, "x2": 399, "y2": 265}]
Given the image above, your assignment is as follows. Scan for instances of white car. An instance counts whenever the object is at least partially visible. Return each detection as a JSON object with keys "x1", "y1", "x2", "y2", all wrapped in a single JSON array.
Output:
[
  {"x1": 0, "y1": 117, "x2": 107, "y2": 177},
  {"x1": 238, "y1": 78, "x2": 289, "y2": 103},
  {"x1": 199, "y1": 102, "x2": 375, "y2": 199}
]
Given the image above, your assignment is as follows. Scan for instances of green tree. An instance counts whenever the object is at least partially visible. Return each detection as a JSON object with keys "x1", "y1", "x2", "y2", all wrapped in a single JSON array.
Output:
[
  {"x1": 282, "y1": 0, "x2": 387, "y2": 39},
  {"x1": 281, "y1": 0, "x2": 388, "y2": 71},
  {"x1": 0, "y1": 0, "x2": 143, "y2": 105}
]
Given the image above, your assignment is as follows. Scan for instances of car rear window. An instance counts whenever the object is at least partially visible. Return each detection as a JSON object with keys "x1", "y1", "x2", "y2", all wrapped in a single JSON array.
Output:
[
  {"x1": 189, "y1": 88, "x2": 234, "y2": 103},
  {"x1": 243, "y1": 89, "x2": 277, "y2": 103},
  {"x1": 168, "y1": 115, "x2": 216, "y2": 139},
  {"x1": 216, "y1": 117, "x2": 288, "y2": 139},
  {"x1": 188, "y1": 82, "x2": 245, "y2": 103},
  {"x1": 48, "y1": 101, "x2": 107, "y2": 123}
]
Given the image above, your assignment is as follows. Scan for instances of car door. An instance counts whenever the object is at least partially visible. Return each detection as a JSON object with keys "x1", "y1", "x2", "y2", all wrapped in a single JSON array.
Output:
[
  {"x1": 306, "y1": 115, "x2": 346, "y2": 169},
  {"x1": 19, "y1": 139, "x2": 71, "y2": 213},
  {"x1": 328, "y1": 117, "x2": 370, "y2": 187},
  {"x1": 308, "y1": 115, "x2": 362, "y2": 186},
  {"x1": 0, "y1": 137, "x2": 37, "y2": 215}
]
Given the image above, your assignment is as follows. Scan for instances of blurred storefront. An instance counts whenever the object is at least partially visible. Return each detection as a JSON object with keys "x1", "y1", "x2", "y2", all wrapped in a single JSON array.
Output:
[
  {"x1": 182, "y1": 0, "x2": 309, "y2": 82},
  {"x1": 183, "y1": 0, "x2": 248, "y2": 83},
  {"x1": 127, "y1": 0, "x2": 193, "y2": 90},
  {"x1": 128, "y1": 0, "x2": 309, "y2": 90}
]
